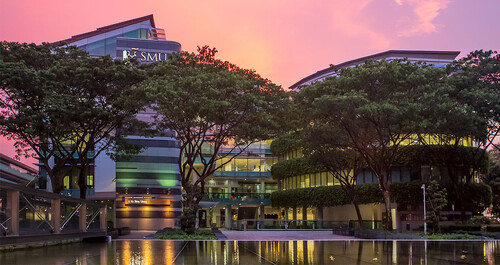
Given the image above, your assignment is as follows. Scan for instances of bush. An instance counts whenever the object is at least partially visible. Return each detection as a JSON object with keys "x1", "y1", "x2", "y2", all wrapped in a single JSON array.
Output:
[
  {"x1": 271, "y1": 182, "x2": 422, "y2": 208},
  {"x1": 486, "y1": 225, "x2": 500, "y2": 232},
  {"x1": 426, "y1": 233, "x2": 478, "y2": 240},
  {"x1": 270, "y1": 157, "x2": 322, "y2": 180},
  {"x1": 154, "y1": 228, "x2": 217, "y2": 240}
]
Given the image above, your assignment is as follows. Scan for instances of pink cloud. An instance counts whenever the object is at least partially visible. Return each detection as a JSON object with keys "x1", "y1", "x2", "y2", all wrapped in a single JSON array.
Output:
[{"x1": 397, "y1": 0, "x2": 450, "y2": 36}]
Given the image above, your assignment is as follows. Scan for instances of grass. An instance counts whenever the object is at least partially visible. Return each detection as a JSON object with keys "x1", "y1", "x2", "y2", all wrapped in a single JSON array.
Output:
[{"x1": 154, "y1": 228, "x2": 217, "y2": 240}]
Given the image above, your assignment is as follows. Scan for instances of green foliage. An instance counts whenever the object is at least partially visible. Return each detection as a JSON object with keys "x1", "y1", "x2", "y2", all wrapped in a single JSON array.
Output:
[
  {"x1": 146, "y1": 46, "x2": 289, "y2": 232},
  {"x1": 425, "y1": 233, "x2": 478, "y2": 240},
  {"x1": 396, "y1": 145, "x2": 489, "y2": 172},
  {"x1": 271, "y1": 181, "x2": 491, "y2": 213},
  {"x1": 425, "y1": 181, "x2": 448, "y2": 233},
  {"x1": 441, "y1": 182, "x2": 492, "y2": 216},
  {"x1": 154, "y1": 228, "x2": 217, "y2": 240},
  {"x1": 270, "y1": 157, "x2": 322, "y2": 180},
  {"x1": 180, "y1": 207, "x2": 197, "y2": 234},
  {"x1": 486, "y1": 152, "x2": 500, "y2": 216},
  {"x1": 270, "y1": 132, "x2": 304, "y2": 156},
  {"x1": 272, "y1": 183, "x2": 384, "y2": 208},
  {"x1": 0, "y1": 42, "x2": 149, "y2": 196}
]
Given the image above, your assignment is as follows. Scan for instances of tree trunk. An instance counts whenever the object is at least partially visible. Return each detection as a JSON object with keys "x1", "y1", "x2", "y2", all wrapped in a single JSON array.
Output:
[
  {"x1": 181, "y1": 184, "x2": 201, "y2": 233},
  {"x1": 51, "y1": 175, "x2": 64, "y2": 194},
  {"x1": 342, "y1": 185, "x2": 363, "y2": 227},
  {"x1": 78, "y1": 166, "x2": 87, "y2": 199},
  {"x1": 352, "y1": 196, "x2": 364, "y2": 228},
  {"x1": 382, "y1": 190, "x2": 393, "y2": 230}
]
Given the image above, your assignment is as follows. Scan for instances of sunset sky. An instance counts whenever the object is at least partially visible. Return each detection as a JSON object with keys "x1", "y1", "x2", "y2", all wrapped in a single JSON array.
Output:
[{"x1": 1, "y1": 0, "x2": 499, "y2": 164}]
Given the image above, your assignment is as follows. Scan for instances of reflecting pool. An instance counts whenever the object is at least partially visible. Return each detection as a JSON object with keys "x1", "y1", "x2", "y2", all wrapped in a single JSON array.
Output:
[{"x1": 1, "y1": 240, "x2": 500, "y2": 264}]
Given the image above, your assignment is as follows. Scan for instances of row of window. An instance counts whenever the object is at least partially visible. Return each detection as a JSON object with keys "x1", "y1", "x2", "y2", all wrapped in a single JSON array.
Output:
[
  {"x1": 217, "y1": 157, "x2": 277, "y2": 173},
  {"x1": 281, "y1": 165, "x2": 459, "y2": 190}
]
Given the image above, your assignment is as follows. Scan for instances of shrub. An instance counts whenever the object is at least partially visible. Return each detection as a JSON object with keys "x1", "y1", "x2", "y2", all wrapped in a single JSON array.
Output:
[{"x1": 154, "y1": 228, "x2": 217, "y2": 240}]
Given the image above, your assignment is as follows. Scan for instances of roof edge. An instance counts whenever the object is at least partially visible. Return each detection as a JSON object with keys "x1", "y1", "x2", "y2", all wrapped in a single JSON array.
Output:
[
  {"x1": 290, "y1": 50, "x2": 461, "y2": 89},
  {"x1": 61, "y1": 14, "x2": 156, "y2": 44}
]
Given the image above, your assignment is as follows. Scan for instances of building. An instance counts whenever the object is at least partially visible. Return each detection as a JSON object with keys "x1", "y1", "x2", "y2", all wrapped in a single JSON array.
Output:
[
  {"x1": 47, "y1": 15, "x2": 278, "y2": 230},
  {"x1": 275, "y1": 50, "x2": 477, "y2": 230},
  {"x1": 0, "y1": 154, "x2": 37, "y2": 185},
  {"x1": 290, "y1": 50, "x2": 460, "y2": 90},
  {"x1": 37, "y1": 15, "x2": 183, "y2": 230}
]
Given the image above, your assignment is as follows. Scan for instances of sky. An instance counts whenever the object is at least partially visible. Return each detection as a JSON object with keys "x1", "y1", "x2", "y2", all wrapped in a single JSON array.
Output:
[{"x1": 0, "y1": 0, "x2": 499, "y2": 165}]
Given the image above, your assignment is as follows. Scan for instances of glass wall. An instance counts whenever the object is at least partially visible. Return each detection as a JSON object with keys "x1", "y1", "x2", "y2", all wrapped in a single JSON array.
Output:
[{"x1": 83, "y1": 28, "x2": 151, "y2": 57}]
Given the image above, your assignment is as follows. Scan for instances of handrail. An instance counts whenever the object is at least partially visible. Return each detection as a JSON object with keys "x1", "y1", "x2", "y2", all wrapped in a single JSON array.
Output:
[
  {"x1": 60, "y1": 203, "x2": 82, "y2": 231},
  {"x1": 203, "y1": 192, "x2": 271, "y2": 199},
  {"x1": 0, "y1": 180, "x2": 103, "y2": 207}
]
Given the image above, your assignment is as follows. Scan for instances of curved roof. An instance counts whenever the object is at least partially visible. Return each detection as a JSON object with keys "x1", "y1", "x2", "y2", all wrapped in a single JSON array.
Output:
[
  {"x1": 62, "y1": 14, "x2": 156, "y2": 44},
  {"x1": 290, "y1": 50, "x2": 461, "y2": 89}
]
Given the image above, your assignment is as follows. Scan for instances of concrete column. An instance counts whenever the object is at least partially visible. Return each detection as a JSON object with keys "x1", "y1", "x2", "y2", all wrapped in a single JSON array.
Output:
[
  {"x1": 227, "y1": 180, "x2": 232, "y2": 196},
  {"x1": 284, "y1": 207, "x2": 289, "y2": 221},
  {"x1": 51, "y1": 199, "x2": 61, "y2": 234},
  {"x1": 79, "y1": 203, "x2": 87, "y2": 232},
  {"x1": 99, "y1": 206, "x2": 107, "y2": 232},
  {"x1": 292, "y1": 207, "x2": 297, "y2": 220},
  {"x1": 225, "y1": 206, "x2": 232, "y2": 229},
  {"x1": 259, "y1": 180, "x2": 265, "y2": 194},
  {"x1": 259, "y1": 204, "x2": 265, "y2": 219},
  {"x1": 6, "y1": 190, "x2": 19, "y2": 236}
]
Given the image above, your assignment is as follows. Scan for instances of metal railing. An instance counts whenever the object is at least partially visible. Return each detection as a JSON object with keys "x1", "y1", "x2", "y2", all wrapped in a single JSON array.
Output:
[
  {"x1": 0, "y1": 180, "x2": 106, "y2": 237},
  {"x1": 202, "y1": 193, "x2": 272, "y2": 205},
  {"x1": 231, "y1": 219, "x2": 382, "y2": 230},
  {"x1": 203, "y1": 192, "x2": 271, "y2": 200}
]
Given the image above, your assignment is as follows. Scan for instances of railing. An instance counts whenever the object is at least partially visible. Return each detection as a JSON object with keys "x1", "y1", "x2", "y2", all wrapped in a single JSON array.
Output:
[
  {"x1": 231, "y1": 219, "x2": 382, "y2": 230},
  {"x1": 0, "y1": 180, "x2": 106, "y2": 237},
  {"x1": 204, "y1": 193, "x2": 271, "y2": 200},
  {"x1": 60, "y1": 189, "x2": 95, "y2": 198},
  {"x1": 202, "y1": 193, "x2": 271, "y2": 205}
]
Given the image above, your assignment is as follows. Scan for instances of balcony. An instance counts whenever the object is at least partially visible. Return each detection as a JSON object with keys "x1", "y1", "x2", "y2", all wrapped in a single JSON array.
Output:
[{"x1": 201, "y1": 192, "x2": 271, "y2": 206}]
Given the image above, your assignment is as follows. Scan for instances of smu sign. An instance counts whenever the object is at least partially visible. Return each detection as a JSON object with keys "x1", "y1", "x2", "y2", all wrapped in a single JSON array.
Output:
[{"x1": 122, "y1": 48, "x2": 169, "y2": 62}]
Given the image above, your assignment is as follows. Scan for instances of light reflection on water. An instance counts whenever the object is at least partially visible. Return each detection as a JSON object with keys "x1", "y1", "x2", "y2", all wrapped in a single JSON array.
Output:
[{"x1": 1, "y1": 240, "x2": 500, "y2": 264}]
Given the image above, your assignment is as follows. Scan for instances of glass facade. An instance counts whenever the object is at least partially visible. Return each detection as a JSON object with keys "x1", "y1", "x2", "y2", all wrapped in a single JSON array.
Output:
[{"x1": 82, "y1": 28, "x2": 151, "y2": 57}]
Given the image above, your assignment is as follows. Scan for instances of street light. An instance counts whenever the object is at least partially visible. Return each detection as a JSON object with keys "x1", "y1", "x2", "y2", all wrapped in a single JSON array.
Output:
[{"x1": 421, "y1": 184, "x2": 427, "y2": 235}]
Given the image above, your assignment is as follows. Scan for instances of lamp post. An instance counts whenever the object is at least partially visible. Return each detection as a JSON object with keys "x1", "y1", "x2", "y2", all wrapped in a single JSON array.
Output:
[{"x1": 421, "y1": 184, "x2": 427, "y2": 235}]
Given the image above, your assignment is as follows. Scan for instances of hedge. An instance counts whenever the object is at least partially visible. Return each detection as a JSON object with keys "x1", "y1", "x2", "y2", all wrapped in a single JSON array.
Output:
[
  {"x1": 270, "y1": 157, "x2": 322, "y2": 180},
  {"x1": 271, "y1": 181, "x2": 492, "y2": 210}
]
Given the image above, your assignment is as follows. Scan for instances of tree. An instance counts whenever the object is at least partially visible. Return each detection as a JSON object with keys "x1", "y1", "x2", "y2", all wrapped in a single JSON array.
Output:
[
  {"x1": 49, "y1": 52, "x2": 149, "y2": 198},
  {"x1": 0, "y1": 42, "x2": 85, "y2": 193},
  {"x1": 0, "y1": 42, "x2": 149, "y2": 198},
  {"x1": 485, "y1": 150, "x2": 500, "y2": 217},
  {"x1": 302, "y1": 125, "x2": 366, "y2": 226},
  {"x1": 415, "y1": 50, "x2": 500, "y2": 220},
  {"x1": 296, "y1": 59, "x2": 450, "y2": 230},
  {"x1": 147, "y1": 46, "x2": 289, "y2": 233},
  {"x1": 425, "y1": 181, "x2": 447, "y2": 234}
]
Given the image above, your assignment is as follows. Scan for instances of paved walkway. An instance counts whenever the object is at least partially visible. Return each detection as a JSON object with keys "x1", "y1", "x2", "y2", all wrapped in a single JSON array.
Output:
[
  {"x1": 115, "y1": 230, "x2": 156, "y2": 240},
  {"x1": 221, "y1": 230, "x2": 355, "y2": 241}
]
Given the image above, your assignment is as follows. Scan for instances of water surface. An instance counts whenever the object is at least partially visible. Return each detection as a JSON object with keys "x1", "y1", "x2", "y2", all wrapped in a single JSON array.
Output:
[{"x1": 1, "y1": 240, "x2": 499, "y2": 264}]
